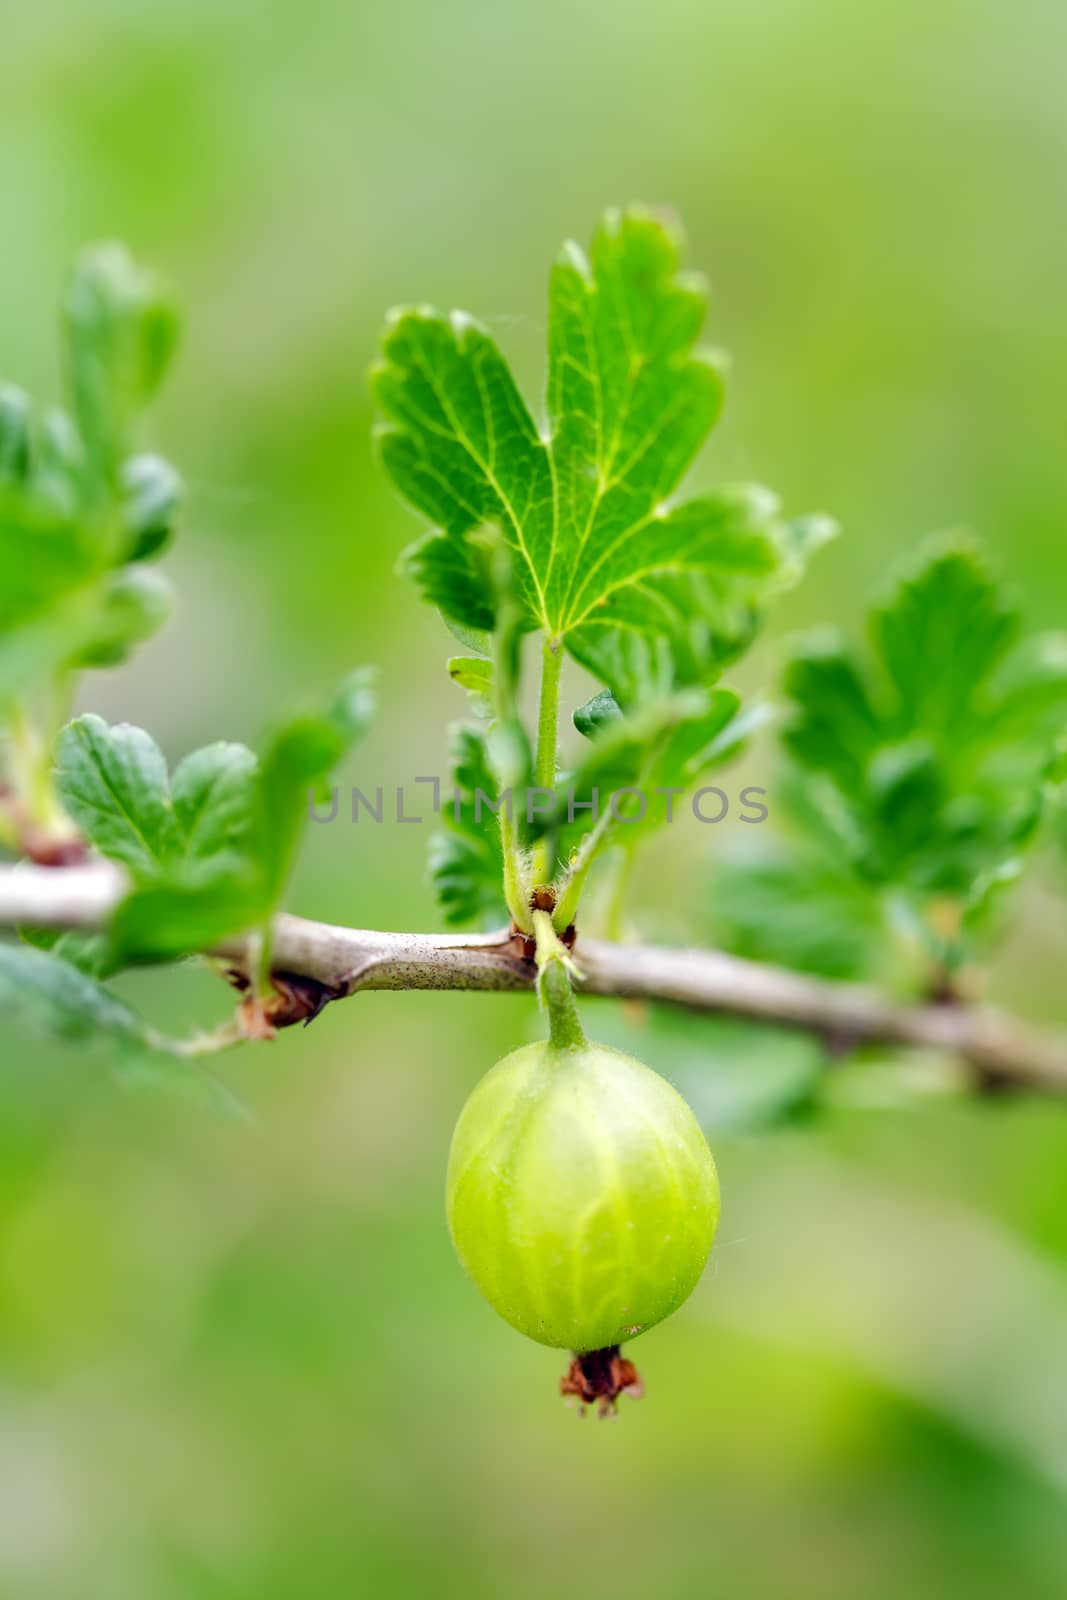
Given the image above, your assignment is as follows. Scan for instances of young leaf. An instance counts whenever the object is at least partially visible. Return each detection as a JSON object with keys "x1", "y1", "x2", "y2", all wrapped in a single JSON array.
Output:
[
  {"x1": 55, "y1": 716, "x2": 261, "y2": 960},
  {"x1": 60, "y1": 671, "x2": 376, "y2": 965},
  {"x1": 573, "y1": 688, "x2": 623, "y2": 739},
  {"x1": 63, "y1": 243, "x2": 178, "y2": 487},
  {"x1": 374, "y1": 207, "x2": 831, "y2": 705},
  {"x1": 170, "y1": 741, "x2": 260, "y2": 863},
  {"x1": 55, "y1": 714, "x2": 181, "y2": 878},
  {"x1": 0, "y1": 247, "x2": 183, "y2": 711},
  {"x1": 120, "y1": 453, "x2": 183, "y2": 560},
  {"x1": 448, "y1": 654, "x2": 494, "y2": 718}
]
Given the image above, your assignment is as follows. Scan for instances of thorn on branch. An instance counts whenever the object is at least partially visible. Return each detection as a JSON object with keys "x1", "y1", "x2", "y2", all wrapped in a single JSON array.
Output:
[{"x1": 226, "y1": 968, "x2": 347, "y2": 1037}]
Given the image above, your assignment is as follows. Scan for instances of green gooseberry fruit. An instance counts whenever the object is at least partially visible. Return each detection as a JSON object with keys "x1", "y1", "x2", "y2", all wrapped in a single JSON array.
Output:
[{"x1": 446, "y1": 1037, "x2": 720, "y2": 1411}]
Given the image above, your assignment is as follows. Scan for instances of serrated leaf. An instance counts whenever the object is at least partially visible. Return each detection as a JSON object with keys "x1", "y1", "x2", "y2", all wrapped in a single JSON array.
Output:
[
  {"x1": 55, "y1": 714, "x2": 179, "y2": 878},
  {"x1": 171, "y1": 741, "x2": 259, "y2": 862},
  {"x1": 400, "y1": 531, "x2": 496, "y2": 640},
  {"x1": 0, "y1": 245, "x2": 183, "y2": 709},
  {"x1": 431, "y1": 725, "x2": 506, "y2": 926},
  {"x1": 781, "y1": 536, "x2": 1067, "y2": 901},
  {"x1": 374, "y1": 208, "x2": 829, "y2": 704},
  {"x1": 57, "y1": 675, "x2": 374, "y2": 966}
]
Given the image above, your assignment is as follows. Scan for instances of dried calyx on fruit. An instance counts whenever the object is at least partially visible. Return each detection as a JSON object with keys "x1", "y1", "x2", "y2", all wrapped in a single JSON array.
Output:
[{"x1": 446, "y1": 926, "x2": 720, "y2": 1414}]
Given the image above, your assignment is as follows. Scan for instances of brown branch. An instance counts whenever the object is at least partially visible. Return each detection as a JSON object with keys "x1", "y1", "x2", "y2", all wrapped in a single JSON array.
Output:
[{"x1": 2, "y1": 860, "x2": 1066, "y2": 1092}]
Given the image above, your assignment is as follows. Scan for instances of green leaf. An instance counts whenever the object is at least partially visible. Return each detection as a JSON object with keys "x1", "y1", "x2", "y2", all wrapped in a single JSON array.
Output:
[
  {"x1": 447, "y1": 654, "x2": 494, "y2": 718},
  {"x1": 707, "y1": 842, "x2": 889, "y2": 981},
  {"x1": 374, "y1": 208, "x2": 831, "y2": 704},
  {"x1": 57, "y1": 674, "x2": 374, "y2": 966},
  {"x1": 110, "y1": 876, "x2": 264, "y2": 965},
  {"x1": 16, "y1": 924, "x2": 117, "y2": 980},
  {"x1": 573, "y1": 688, "x2": 623, "y2": 739},
  {"x1": 55, "y1": 714, "x2": 180, "y2": 878},
  {"x1": 0, "y1": 941, "x2": 168, "y2": 1065},
  {"x1": 0, "y1": 489, "x2": 101, "y2": 633},
  {"x1": 536, "y1": 686, "x2": 746, "y2": 859},
  {"x1": 0, "y1": 247, "x2": 183, "y2": 708},
  {"x1": 0, "y1": 384, "x2": 32, "y2": 482},
  {"x1": 253, "y1": 667, "x2": 377, "y2": 905},
  {"x1": 400, "y1": 531, "x2": 496, "y2": 640},
  {"x1": 171, "y1": 741, "x2": 260, "y2": 863},
  {"x1": 68, "y1": 564, "x2": 172, "y2": 667},
  {"x1": 120, "y1": 452, "x2": 182, "y2": 560},
  {"x1": 430, "y1": 725, "x2": 506, "y2": 927},
  {"x1": 1, "y1": 941, "x2": 246, "y2": 1112},
  {"x1": 781, "y1": 536, "x2": 1067, "y2": 903},
  {"x1": 589, "y1": 1000, "x2": 824, "y2": 1134},
  {"x1": 63, "y1": 242, "x2": 178, "y2": 485}
]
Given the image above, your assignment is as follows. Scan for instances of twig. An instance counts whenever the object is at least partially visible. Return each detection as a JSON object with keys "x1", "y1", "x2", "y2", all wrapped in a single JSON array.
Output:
[{"x1": 1, "y1": 860, "x2": 1065, "y2": 1091}]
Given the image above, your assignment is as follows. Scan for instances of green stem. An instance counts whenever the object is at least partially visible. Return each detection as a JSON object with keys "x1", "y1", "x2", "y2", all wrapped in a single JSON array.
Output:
[
  {"x1": 532, "y1": 638, "x2": 563, "y2": 885},
  {"x1": 6, "y1": 702, "x2": 70, "y2": 836},
  {"x1": 499, "y1": 804, "x2": 530, "y2": 931},
  {"x1": 552, "y1": 805, "x2": 614, "y2": 930},
  {"x1": 533, "y1": 908, "x2": 586, "y2": 1052},
  {"x1": 491, "y1": 615, "x2": 533, "y2": 933}
]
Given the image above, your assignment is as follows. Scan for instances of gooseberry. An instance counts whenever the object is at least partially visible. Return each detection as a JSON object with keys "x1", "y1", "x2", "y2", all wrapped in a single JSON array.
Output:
[{"x1": 446, "y1": 1036, "x2": 720, "y2": 1412}]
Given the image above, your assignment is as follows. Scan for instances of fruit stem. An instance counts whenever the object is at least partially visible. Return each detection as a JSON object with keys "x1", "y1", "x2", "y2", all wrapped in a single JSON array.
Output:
[{"x1": 533, "y1": 907, "x2": 586, "y2": 1052}]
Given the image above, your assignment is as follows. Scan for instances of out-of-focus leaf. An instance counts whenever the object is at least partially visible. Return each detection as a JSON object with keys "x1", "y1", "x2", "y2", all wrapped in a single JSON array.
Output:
[
  {"x1": 63, "y1": 242, "x2": 178, "y2": 486},
  {"x1": 17, "y1": 924, "x2": 118, "y2": 979},
  {"x1": 68, "y1": 565, "x2": 172, "y2": 666},
  {"x1": 253, "y1": 667, "x2": 377, "y2": 905},
  {"x1": 707, "y1": 842, "x2": 888, "y2": 981},
  {"x1": 120, "y1": 453, "x2": 182, "y2": 560},
  {"x1": 589, "y1": 1000, "x2": 825, "y2": 1134},
  {"x1": 782, "y1": 537, "x2": 1067, "y2": 900},
  {"x1": 573, "y1": 688, "x2": 622, "y2": 738},
  {"x1": 0, "y1": 941, "x2": 167, "y2": 1064},
  {"x1": 111, "y1": 875, "x2": 264, "y2": 965}
]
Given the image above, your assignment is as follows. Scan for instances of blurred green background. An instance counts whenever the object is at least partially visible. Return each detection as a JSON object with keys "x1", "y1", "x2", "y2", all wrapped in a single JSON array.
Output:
[{"x1": 4, "y1": 1, "x2": 1067, "y2": 1595}]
